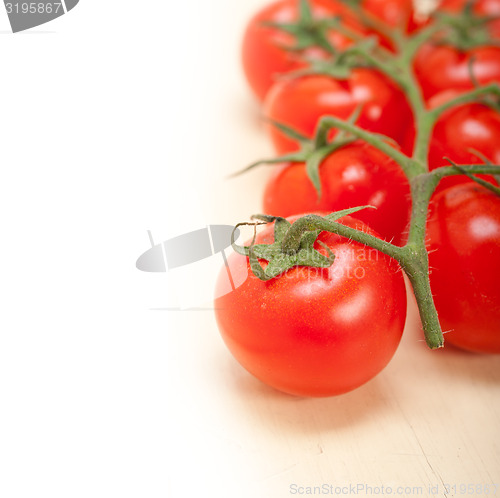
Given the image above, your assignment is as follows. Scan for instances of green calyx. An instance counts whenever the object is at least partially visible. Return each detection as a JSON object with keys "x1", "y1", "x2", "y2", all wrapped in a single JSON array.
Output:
[
  {"x1": 284, "y1": 37, "x2": 381, "y2": 80},
  {"x1": 233, "y1": 109, "x2": 364, "y2": 199},
  {"x1": 261, "y1": 0, "x2": 385, "y2": 73},
  {"x1": 235, "y1": 0, "x2": 500, "y2": 349},
  {"x1": 232, "y1": 208, "x2": 372, "y2": 281},
  {"x1": 431, "y1": 5, "x2": 500, "y2": 50},
  {"x1": 262, "y1": 0, "x2": 338, "y2": 56}
]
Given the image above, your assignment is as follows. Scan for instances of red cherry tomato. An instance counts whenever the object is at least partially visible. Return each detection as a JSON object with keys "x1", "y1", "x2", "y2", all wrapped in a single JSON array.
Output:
[
  {"x1": 263, "y1": 70, "x2": 414, "y2": 155},
  {"x1": 214, "y1": 214, "x2": 407, "y2": 397},
  {"x1": 263, "y1": 141, "x2": 411, "y2": 245},
  {"x1": 414, "y1": 43, "x2": 500, "y2": 101},
  {"x1": 427, "y1": 91, "x2": 500, "y2": 189},
  {"x1": 241, "y1": 0, "x2": 366, "y2": 102},
  {"x1": 427, "y1": 184, "x2": 500, "y2": 353}
]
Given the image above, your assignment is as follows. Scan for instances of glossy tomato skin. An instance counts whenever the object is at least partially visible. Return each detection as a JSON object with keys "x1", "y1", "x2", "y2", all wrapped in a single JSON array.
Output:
[
  {"x1": 264, "y1": 70, "x2": 413, "y2": 155},
  {"x1": 214, "y1": 214, "x2": 407, "y2": 397},
  {"x1": 429, "y1": 102, "x2": 500, "y2": 168},
  {"x1": 263, "y1": 142, "x2": 411, "y2": 245},
  {"x1": 427, "y1": 184, "x2": 500, "y2": 353},
  {"x1": 414, "y1": 44, "x2": 500, "y2": 101},
  {"x1": 428, "y1": 92, "x2": 500, "y2": 190},
  {"x1": 241, "y1": 0, "x2": 365, "y2": 102}
]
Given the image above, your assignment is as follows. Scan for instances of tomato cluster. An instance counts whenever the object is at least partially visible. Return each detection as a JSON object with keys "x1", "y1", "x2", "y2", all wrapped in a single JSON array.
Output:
[{"x1": 214, "y1": 0, "x2": 500, "y2": 397}]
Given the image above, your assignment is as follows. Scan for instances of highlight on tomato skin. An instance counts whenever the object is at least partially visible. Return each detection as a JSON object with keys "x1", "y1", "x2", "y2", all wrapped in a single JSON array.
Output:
[
  {"x1": 426, "y1": 184, "x2": 500, "y2": 354},
  {"x1": 214, "y1": 214, "x2": 407, "y2": 397}
]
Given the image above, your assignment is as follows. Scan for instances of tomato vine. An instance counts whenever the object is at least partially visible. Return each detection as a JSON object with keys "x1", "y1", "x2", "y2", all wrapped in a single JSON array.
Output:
[{"x1": 236, "y1": 0, "x2": 500, "y2": 349}]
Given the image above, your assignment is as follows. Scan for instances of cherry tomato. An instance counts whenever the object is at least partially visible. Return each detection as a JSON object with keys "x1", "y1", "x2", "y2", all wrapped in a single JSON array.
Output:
[
  {"x1": 263, "y1": 141, "x2": 411, "y2": 245},
  {"x1": 427, "y1": 184, "x2": 500, "y2": 353},
  {"x1": 414, "y1": 43, "x2": 500, "y2": 101},
  {"x1": 427, "y1": 91, "x2": 500, "y2": 189},
  {"x1": 263, "y1": 70, "x2": 414, "y2": 155},
  {"x1": 214, "y1": 214, "x2": 407, "y2": 397},
  {"x1": 241, "y1": 0, "x2": 366, "y2": 102}
]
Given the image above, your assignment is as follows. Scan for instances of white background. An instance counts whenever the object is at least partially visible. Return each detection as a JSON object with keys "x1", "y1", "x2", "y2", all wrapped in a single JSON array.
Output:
[{"x1": 0, "y1": 2, "x2": 499, "y2": 498}]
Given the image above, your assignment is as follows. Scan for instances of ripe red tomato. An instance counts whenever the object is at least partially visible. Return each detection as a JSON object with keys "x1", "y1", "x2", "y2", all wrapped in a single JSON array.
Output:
[
  {"x1": 241, "y1": 0, "x2": 366, "y2": 102},
  {"x1": 428, "y1": 91, "x2": 500, "y2": 189},
  {"x1": 414, "y1": 43, "x2": 500, "y2": 101},
  {"x1": 263, "y1": 70, "x2": 413, "y2": 155},
  {"x1": 263, "y1": 141, "x2": 411, "y2": 245},
  {"x1": 214, "y1": 214, "x2": 407, "y2": 397},
  {"x1": 427, "y1": 184, "x2": 500, "y2": 353}
]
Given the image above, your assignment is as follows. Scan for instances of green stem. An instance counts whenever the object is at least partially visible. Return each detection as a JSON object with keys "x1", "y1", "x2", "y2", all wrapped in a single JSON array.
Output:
[
  {"x1": 279, "y1": 211, "x2": 444, "y2": 349},
  {"x1": 241, "y1": 2, "x2": 500, "y2": 350},
  {"x1": 396, "y1": 164, "x2": 500, "y2": 348},
  {"x1": 432, "y1": 164, "x2": 500, "y2": 180},
  {"x1": 405, "y1": 174, "x2": 438, "y2": 246},
  {"x1": 324, "y1": 20, "x2": 394, "y2": 60},
  {"x1": 392, "y1": 68, "x2": 500, "y2": 172},
  {"x1": 399, "y1": 247, "x2": 444, "y2": 349},
  {"x1": 397, "y1": 23, "x2": 444, "y2": 65},
  {"x1": 428, "y1": 84, "x2": 500, "y2": 121},
  {"x1": 345, "y1": 24, "x2": 445, "y2": 170},
  {"x1": 400, "y1": 174, "x2": 443, "y2": 348},
  {"x1": 432, "y1": 163, "x2": 500, "y2": 195},
  {"x1": 392, "y1": 64, "x2": 430, "y2": 168},
  {"x1": 412, "y1": 110, "x2": 433, "y2": 168},
  {"x1": 315, "y1": 115, "x2": 417, "y2": 176},
  {"x1": 281, "y1": 214, "x2": 402, "y2": 260},
  {"x1": 349, "y1": 45, "x2": 402, "y2": 82}
]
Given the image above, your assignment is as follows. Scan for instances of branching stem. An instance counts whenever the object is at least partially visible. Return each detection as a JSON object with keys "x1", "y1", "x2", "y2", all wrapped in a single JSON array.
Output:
[{"x1": 241, "y1": 2, "x2": 500, "y2": 349}]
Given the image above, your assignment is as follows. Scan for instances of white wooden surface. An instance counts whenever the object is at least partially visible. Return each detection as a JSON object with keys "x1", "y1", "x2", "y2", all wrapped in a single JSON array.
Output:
[
  {"x1": 0, "y1": 1, "x2": 498, "y2": 497},
  {"x1": 163, "y1": 1, "x2": 500, "y2": 496},
  {"x1": 165, "y1": 296, "x2": 500, "y2": 497}
]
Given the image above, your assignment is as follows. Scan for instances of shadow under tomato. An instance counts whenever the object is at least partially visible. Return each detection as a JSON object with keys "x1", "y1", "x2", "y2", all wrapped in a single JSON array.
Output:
[
  {"x1": 400, "y1": 291, "x2": 500, "y2": 386},
  {"x1": 425, "y1": 340, "x2": 500, "y2": 386},
  {"x1": 223, "y1": 352, "x2": 391, "y2": 434},
  {"x1": 237, "y1": 93, "x2": 265, "y2": 130}
]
